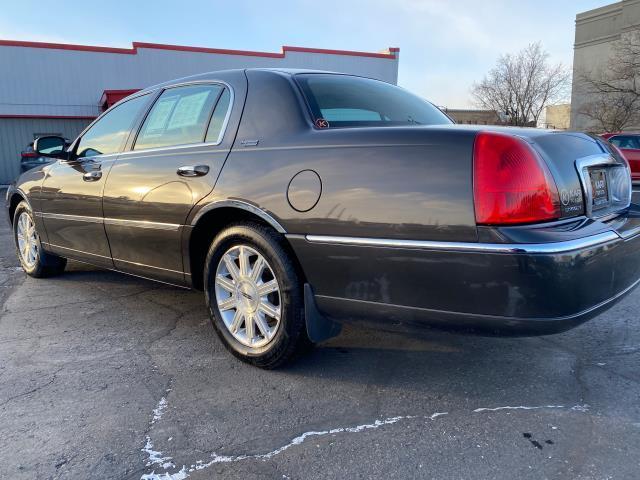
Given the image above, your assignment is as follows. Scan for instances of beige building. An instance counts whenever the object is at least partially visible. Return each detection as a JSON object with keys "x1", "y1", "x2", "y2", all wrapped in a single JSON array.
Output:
[
  {"x1": 443, "y1": 109, "x2": 505, "y2": 125},
  {"x1": 571, "y1": 0, "x2": 640, "y2": 130},
  {"x1": 541, "y1": 104, "x2": 571, "y2": 130}
]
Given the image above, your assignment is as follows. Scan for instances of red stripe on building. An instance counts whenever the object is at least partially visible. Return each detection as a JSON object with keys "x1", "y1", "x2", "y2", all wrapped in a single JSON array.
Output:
[
  {"x1": 0, "y1": 114, "x2": 97, "y2": 120},
  {"x1": 0, "y1": 39, "x2": 399, "y2": 60}
]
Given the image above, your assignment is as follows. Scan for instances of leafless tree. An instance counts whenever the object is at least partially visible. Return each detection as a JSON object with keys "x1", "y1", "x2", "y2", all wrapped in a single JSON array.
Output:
[
  {"x1": 578, "y1": 32, "x2": 640, "y2": 132},
  {"x1": 471, "y1": 43, "x2": 571, "y2": 127}
]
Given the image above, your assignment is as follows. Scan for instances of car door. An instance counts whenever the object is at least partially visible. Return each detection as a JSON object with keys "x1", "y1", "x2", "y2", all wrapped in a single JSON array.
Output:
[
  {"x1": 40, "y1": 93, "x2": 154, "y2": 267},
  {"x1": 102, "y1": 81, "x2": 237, "y2": 285}
]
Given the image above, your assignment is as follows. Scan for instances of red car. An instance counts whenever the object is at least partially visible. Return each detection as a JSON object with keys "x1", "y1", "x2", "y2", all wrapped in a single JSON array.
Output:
[{"x1": 601, "y1": 133, "x2": 640, "y2": 185}]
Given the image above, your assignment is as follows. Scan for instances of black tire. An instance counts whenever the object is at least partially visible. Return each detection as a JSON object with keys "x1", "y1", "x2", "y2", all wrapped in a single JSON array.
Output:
[
  {"x1": 13, "y1": 201, "x2": 66, "y2": 278},
  {"x1": 204, "y1": 222, "x2": 310, "y2": 368}
]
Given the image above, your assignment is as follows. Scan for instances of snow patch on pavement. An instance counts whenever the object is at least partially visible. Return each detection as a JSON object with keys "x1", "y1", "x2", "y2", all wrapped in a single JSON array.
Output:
[
  {"x1": 142, "y1": 435, "x2": 175, "y2": 469},
  {"x1": 186, "y1": 415, "x2": 418, "y2": 472},
  {"x1": 140, "y1": 466, "x2": 188, "y2": 480},
  {"x1": 139, "y1": 396, "x2": 591, "y2": 480},
  {"x1": 427, "y1": 412, "x2": 448, "y2": 420},
  {"x1": 472, "y1": 404, "x2": 589, "y2": 413},
  {"x1": 570, "y1": 404, "x2": 590, "y2": 412},
  {"x1": 473, "y1": 405, "x2": 566, "y2": 413},
  {"x1": 152, "y1": 397, "x2": 168, "y2": 424}
]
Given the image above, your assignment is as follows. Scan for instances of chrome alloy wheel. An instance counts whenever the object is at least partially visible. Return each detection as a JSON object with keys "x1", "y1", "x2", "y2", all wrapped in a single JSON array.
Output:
[
  {"x1": 16, "y1": 211, "x2": 39, "y2": 268},
  {"x1": 214, "y1": 245, "x2": 282, "y2": 348}
]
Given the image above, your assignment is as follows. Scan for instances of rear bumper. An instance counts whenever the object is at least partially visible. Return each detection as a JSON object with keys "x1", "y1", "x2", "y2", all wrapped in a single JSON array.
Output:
[{"x1": 288, "y1": 219, "x2": 640, "y2": 336}]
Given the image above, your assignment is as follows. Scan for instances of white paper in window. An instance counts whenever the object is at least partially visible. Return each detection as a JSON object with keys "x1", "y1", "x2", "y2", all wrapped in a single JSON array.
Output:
[
  {"x1": 168, "y1": 91, "x2": 210, "y2": 129},
  {"x1": 144, "y1": 96, "x2": 178, "y2": 133}
]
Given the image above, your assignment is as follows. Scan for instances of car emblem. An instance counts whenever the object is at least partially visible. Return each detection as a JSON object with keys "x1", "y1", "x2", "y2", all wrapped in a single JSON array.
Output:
[{"x1": 315, "y1": 118, "x2": 329, "y2": 129}]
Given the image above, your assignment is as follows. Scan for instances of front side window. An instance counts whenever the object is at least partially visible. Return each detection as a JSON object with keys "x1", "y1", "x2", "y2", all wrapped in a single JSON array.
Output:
[
  {"x1": 295, "y1": 74, "x2": 452, "y2": 128},
  {"x1": 134, "y1": 84, "x2": 224, "y2": 150},
  {"x1": 76, "y1": 94, "x2": 150, "y2": 158}
]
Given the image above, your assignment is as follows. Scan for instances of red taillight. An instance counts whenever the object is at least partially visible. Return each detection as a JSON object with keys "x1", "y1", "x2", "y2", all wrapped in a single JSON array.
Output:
[
  {"x1": 473, "y1": 131, "x2": 561, "y2": 225},
  {"x1": 21, "y1": 152, "x2": 37, "y2": 158}
]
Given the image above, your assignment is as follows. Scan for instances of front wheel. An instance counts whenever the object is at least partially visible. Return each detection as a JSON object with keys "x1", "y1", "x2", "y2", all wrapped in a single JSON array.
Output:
[
  {"x1": 13, "y1": 201, "x2": 66, "y2": 278},
  {"x1": 204, "y1": 222, "x2": 309, "y2": 368}
]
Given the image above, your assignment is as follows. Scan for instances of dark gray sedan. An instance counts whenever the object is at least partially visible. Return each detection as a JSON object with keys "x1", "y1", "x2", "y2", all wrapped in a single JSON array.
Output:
[{"x1": 5, "y1": 69, "x2": 640, "y2": 367}]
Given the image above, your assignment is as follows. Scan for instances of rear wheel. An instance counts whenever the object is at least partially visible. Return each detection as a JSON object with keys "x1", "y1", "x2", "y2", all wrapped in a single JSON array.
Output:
[
  {"x1": 13, "y1": 201, "x2": 66, "y2": 278},
  {"x1": 204, "y1": 222, "x2": 309, "y2": 368}
]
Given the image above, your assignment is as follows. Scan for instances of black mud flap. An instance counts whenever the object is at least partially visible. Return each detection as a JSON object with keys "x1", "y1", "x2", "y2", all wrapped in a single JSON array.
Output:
[{"x1": 304, "y1": 284, "x2": 342, "y2": 343}]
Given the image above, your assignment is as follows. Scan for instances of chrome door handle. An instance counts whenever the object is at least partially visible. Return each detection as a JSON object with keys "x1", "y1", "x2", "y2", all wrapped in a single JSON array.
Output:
[
  {"x1": 177, "y1": 165, "x2": 209, "y2": 177},
  {"x1": 83, "y1": 170, "x2": 102, "y2": 182}
]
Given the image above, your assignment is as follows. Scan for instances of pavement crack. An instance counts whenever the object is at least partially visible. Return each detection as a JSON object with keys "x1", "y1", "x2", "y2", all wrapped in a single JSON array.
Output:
[
  {"x1": 0, "y1": 367, "x2": 63, "y2": 407},
  {"x1": 536, "y1": 335, "x2": 640, "y2": 385}
]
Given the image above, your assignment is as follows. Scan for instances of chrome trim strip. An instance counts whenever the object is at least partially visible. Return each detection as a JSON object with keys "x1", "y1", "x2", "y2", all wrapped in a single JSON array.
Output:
[
  {"x1": 43, "y1": 243, "x2": 186, "y2": 278},
  {"x1": 191, "y1": 199, "x2": 286, "y2": 233},
  {"x1": 113, "y1": 258, "x2": 184, "y2": 274},
  {"x1": 117, "y1": 144, "x2": 228, "y2": 156},
  {"x1": 305, "y1": 231, "x2": 621, "y2": 254},
  {"x1": 234, "y1": 143, "x2": 438, "y2": 153},
  {"x1": 619, "y1": 224, "x2": 640, "y2": 240},
  {"x1": 42, "y1": 212, "x2": 103, "y2": 223},
  {"x1": 68, "y1": 256, "x2": 189, "y2": 289},
  {"x1": 41, "y1": 212, "x2": 181, "y2": 231},
  {"x1": 104, "y1": 218, "x2": 181, "y2": 231},
  {"x1": 44, "y1": 242, "x2": 112, "y2": 259}
]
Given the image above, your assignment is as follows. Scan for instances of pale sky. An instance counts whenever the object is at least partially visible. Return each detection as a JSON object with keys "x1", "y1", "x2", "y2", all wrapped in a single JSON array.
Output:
[{"x1": 0, "y1": 0, "x2": 613, "y2": 108}]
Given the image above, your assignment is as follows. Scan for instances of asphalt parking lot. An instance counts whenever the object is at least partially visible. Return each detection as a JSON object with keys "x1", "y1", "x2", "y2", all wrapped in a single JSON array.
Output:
[{"x1": 1, "y1": 190, "x2": 640, "y2": 480}]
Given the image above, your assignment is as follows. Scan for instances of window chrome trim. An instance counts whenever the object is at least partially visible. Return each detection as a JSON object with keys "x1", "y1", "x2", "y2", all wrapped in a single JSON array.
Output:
[
  {"x1": 304, "y1": 231, "x2": 622, "y2": 254},
  {"x1": 122, "y1": 80, "x2": 235, "y2": 155}
]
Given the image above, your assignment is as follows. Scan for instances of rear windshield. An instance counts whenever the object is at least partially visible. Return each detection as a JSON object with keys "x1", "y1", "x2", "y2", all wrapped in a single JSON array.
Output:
[{"x1": 295, "y1": 74, "x2": 452, "y2": 128}]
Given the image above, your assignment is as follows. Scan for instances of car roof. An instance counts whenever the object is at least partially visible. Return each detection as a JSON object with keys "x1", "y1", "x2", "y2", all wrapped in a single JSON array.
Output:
[{"x1": 137, "y1": 68, "x2": 343, "y2": 95}]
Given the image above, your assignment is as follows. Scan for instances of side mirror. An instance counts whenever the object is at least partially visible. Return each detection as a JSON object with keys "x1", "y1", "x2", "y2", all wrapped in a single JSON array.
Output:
[{"x1": 34, "y1": 136, "x2": 68, "y2": 159}]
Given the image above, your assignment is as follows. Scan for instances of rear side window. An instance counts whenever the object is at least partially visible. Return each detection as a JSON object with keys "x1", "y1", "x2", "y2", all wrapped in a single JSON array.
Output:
[
  {"x1": 295, "y1": 74, "x2": 452, "y2": 128},
  {"x1": 134, "y1": 84, "x2": 224, "y2": 150},
  {"x1": 610, "y1": 136, "x2": 640, "y2": 149},
  {"x1": 76, "y1": 94, "x2": 150, "y2": 158},
  {"x1": 205, "y1": 88, "x2": 231, "y2": 143}
]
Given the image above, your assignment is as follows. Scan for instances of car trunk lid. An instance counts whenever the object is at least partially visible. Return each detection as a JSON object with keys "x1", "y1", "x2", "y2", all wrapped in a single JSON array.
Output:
[{"x1": 529, "y1": 132, "x2": 632, "y2": 220}]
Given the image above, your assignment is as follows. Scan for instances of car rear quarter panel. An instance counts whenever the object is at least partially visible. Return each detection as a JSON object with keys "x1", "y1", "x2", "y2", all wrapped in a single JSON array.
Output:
[
  {"x1": 204, "y1": 70, "x2": 479, "y2": 242},
  {"x1": 186, "y1": 70, "x2": 483, "y2": 314}
]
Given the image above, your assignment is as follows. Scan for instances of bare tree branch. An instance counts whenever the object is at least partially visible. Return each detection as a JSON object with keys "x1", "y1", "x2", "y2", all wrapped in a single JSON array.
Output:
[
  {"x1": 578, "y1": 32, "x2": 640, "y2": 131},
  {"x1": 471, "y1": 43, "x2": 571, "y2": 127}
]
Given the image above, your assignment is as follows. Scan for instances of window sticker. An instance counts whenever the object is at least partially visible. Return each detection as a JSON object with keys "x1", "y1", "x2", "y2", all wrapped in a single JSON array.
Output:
[
  {"x1": 144, "y1": 96, "x2": 178, "y2": 134},
  {"x1": 168, "y1": 91, "x2": 211, "y2": 129}
]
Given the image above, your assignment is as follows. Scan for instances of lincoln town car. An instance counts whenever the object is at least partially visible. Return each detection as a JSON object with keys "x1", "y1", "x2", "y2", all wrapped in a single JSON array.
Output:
[{"x1": 6, "y1": 69, "x2": 640, "y2": 367}]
